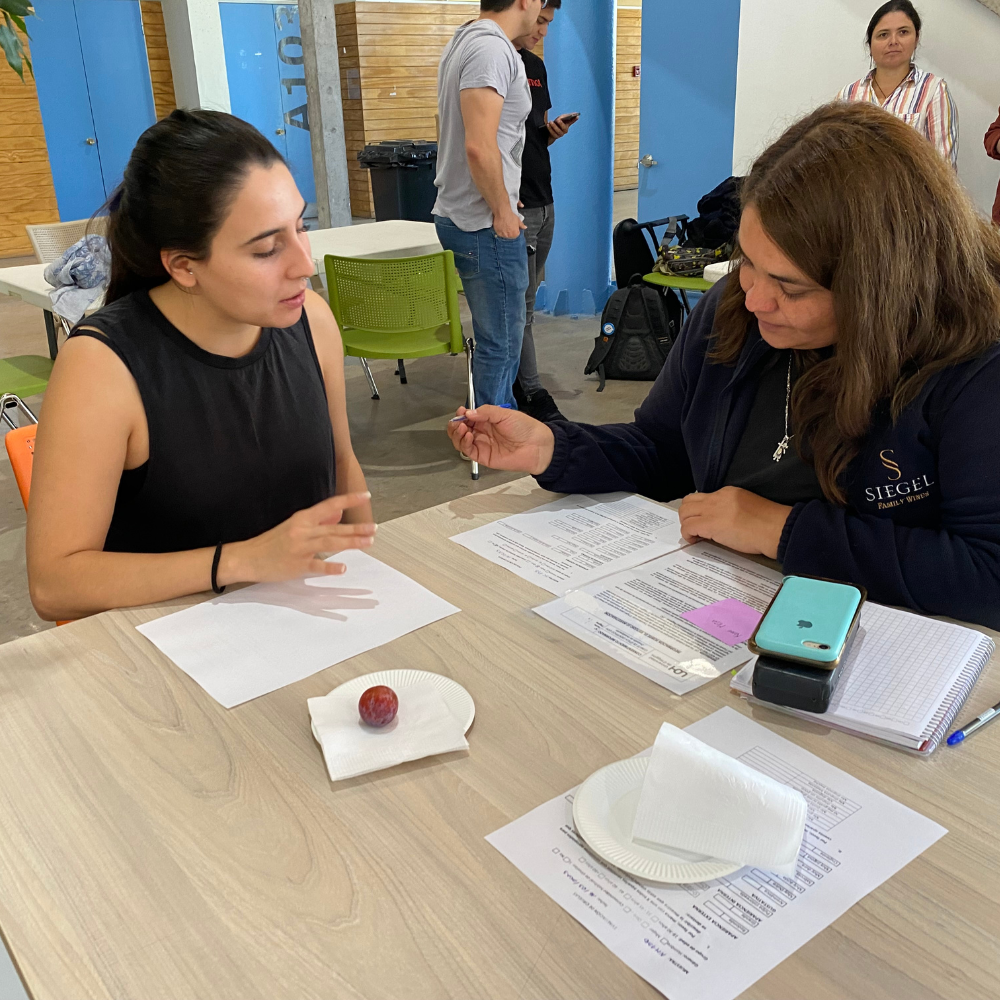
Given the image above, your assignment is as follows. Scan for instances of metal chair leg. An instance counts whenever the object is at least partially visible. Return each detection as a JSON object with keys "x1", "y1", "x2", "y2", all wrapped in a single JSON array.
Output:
[
  {"x1": 396, "y1": 359, "x2": 407, "y2": 384},
  {"x1": 361, "y1": 358, "x2": 379, "y2": 400},
  {"x1": 465, "y1": 339, "x2": 478, "y2": 481},
  {"x1": 0, "y1": 393, "x2": 38, "y2": 432}
]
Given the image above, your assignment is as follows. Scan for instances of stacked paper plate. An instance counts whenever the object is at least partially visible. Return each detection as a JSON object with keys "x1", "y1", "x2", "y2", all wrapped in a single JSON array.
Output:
[{"x1": 573, "y1": 724, "x2": 808, "y2": 884}]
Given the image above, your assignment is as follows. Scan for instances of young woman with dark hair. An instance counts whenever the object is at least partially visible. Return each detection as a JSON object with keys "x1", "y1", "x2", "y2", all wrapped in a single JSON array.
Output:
[
  {"x1": 838, "y1": 1, "x2": 958, "y2": 165},
  {"x1": 448, "y1": 101, "x2": 1000, "y2": 630},
  {"x1": 27, "y1": 109, "x2": 375, "y2": 621}
]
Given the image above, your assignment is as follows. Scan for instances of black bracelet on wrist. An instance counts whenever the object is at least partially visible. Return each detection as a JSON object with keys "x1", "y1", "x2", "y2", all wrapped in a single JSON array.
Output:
[{"x1": 211, "y1": 542, "x2": 226, "y2": 594}]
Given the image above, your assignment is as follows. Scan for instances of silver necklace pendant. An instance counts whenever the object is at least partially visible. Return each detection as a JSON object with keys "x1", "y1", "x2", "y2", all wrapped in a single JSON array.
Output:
[{"x1": 773, "y1": 355, "x2": 794, "y2": 462}]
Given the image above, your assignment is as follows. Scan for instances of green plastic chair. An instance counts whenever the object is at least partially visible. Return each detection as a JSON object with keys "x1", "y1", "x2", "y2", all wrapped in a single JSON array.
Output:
[
  {"x1": 324, "y1": 249, "x2": 478, "y2": 479},
  {"x1": 0, "y1": 355, "x2": 53, "y2": 400}
]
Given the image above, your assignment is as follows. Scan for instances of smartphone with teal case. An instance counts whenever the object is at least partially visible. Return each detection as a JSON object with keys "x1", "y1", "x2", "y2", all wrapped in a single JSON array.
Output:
[{"x1": 748, "y1": 576, "x2": 866, "y2": 670}]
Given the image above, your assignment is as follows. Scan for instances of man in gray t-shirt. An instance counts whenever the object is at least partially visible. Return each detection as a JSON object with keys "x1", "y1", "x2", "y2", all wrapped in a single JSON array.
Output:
[{"x1": 433, "y1": 0, "x2": 543, "y2": 411}]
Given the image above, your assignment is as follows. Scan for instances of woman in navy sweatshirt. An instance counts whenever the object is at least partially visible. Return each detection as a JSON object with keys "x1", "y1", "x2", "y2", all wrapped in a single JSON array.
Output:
[{"x1": 448, "y1": 101, "x2": 1000, "y2": 630}]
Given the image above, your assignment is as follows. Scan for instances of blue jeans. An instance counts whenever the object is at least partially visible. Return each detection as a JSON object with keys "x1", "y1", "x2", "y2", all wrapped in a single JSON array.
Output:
[{"x1": 435, "y1": 216, "x2": 528, "y2": 409}]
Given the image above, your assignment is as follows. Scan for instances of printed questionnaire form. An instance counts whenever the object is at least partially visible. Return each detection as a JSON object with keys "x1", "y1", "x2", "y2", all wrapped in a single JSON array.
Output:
[
  {"x1": 534, "y1": 544, "x2": 782, "y2": 695},
  {"x1": 487, "y1": 709, "x2": 946, "y2": 1000},
  {"x1": 451, "y1": 494, "x2": 687, "y2": 595}
]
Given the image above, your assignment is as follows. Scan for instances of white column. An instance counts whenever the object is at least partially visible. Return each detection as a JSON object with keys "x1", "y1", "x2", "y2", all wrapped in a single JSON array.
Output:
[
  {"x1": 160, "y1": 0, "x2": 231, "y2": 112},
  {"x1": 298, "y1": 0, "x2": 351, "y2": 228}
]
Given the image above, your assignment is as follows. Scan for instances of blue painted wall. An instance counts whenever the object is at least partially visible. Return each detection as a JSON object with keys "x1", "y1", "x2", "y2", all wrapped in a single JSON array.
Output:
[
  {"x1": 30, "y1": 0, "x2": 105, "y2": 221},
  {"x1": 637, "y1": 0, "x2": 741, "y2": 223},
  {"x1": 222, "y1": 4, "x2": 316, "y2": 212},
  {"x1": 542, "y1": 0, "x2": 616, "y2": 315},
  {"x1": 31, "y1": 0, "x2": 154, "y2": 220}
]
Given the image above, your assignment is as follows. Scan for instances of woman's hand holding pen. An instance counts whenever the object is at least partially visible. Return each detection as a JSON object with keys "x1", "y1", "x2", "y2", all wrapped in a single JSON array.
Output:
[{"x1": 448, "y1": 406, "x2": 555, "y2": 475}]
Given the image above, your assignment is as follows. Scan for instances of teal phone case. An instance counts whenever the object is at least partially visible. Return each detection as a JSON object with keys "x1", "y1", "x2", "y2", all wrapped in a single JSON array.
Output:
[{"x1": 748, "y1": 576, "x2": 864, "y2": 668}]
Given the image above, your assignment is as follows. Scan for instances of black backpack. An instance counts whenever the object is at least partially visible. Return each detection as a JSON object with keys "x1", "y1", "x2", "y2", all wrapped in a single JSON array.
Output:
[{"x1": 584, "y1": 279, "x2": 681, "y2": 391}]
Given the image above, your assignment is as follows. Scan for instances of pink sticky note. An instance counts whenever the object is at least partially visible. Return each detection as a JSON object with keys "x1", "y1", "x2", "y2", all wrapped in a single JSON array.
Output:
[{"x1": 681, "y1": 598, "x2": 762, "y2": 646}]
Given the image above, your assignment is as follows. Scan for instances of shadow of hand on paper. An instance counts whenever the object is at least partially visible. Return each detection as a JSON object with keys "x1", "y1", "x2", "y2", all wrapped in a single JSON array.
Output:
[{"x1": 218, "y1": 579, "x2": 379, "y2": 622}]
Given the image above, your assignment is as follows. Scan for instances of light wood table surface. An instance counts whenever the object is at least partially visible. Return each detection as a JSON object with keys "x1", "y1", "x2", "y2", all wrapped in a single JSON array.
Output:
[{"x1": 0, "y1": 478, "x2": 997, "y2": 1000}]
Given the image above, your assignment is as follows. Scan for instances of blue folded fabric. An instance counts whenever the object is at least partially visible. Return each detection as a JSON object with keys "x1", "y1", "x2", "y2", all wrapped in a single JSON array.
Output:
[{"x1": 43, "y1": 234, "x2": 111, "y2": 324}]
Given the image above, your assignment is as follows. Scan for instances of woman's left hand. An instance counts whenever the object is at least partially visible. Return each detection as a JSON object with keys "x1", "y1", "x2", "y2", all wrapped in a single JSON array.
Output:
[{"x1": 678, "y1": 487, "x2": 792, "y2": 560}]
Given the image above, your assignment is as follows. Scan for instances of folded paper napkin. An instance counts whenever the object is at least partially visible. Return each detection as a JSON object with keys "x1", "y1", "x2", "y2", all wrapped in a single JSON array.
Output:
[
  {"x1": 308, "y1": 682, "x2": 468, "y2": 783},
  {"x1": 631, "y1": 723, "x2": 808, "y2": 875}
]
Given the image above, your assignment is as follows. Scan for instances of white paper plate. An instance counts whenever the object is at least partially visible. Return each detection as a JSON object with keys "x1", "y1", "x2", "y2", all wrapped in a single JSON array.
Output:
[
  {"x1": 311, "y1": 669, "x2": 475, "y2": 743},
  {"x1": 572, "y1": 756, "x2": 742, "y2": 884}
]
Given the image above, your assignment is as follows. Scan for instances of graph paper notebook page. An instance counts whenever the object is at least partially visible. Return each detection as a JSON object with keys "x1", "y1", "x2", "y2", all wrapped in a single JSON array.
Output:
[
  {"x1": 487, "y1": 708, "x2": 946, "y2": 1000},
  {"x1": 731, "y1": 602, "x2": 994, "y2": 752},
  {"x1": 450, "y1": 493, "x2": 686, "y2": 595}
]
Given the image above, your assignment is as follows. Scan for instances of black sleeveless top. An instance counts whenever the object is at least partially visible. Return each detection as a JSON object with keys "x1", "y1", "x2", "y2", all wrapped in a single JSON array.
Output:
[{"x1": 73, "y1": 290, "x2": 336, "y2": 553}]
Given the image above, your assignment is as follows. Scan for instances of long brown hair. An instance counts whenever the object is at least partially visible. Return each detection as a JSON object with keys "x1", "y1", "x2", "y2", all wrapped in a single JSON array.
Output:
[{"x1": 713, "y1": 101, "x2": 1000, "y2": 502}]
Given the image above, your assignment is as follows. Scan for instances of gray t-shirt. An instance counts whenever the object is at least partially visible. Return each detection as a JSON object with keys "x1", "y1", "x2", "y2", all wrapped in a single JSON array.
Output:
[{"x1": 432, "y1": 19, "x2": 531, "y2": 232}]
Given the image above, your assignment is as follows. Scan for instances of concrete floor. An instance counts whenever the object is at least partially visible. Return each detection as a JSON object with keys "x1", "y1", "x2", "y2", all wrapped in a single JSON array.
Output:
[{"x1": 0, "y1": 227, "x2": 648, "y2": 647}]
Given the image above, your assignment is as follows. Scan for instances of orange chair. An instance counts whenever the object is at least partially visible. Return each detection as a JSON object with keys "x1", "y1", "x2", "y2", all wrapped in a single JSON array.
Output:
[
  {"x1": 2, "y1": 394, "x2": 37, "y2": 510},
  {"x1": 2, "y1": 394, "x2": 70, "y2": 626}
]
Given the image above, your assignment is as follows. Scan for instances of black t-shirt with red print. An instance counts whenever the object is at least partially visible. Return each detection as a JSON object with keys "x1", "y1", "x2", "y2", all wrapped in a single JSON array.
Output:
[{"x1": 518, "y1": 47, "x2": 553, "y2": 209}]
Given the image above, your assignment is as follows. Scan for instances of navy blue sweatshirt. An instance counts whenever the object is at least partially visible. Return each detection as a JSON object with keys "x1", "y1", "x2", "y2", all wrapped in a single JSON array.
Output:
[{"x1": 538, "y1": 281, "x2": 1000, "y2": 630}]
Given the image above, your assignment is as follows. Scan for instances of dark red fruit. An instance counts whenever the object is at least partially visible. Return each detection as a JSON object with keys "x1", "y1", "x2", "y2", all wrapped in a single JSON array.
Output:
[{"x1": 359, "y1": 685, "x2": 398, "y2": 727}]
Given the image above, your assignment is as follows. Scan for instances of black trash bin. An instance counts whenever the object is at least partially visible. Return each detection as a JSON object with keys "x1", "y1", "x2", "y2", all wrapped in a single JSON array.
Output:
[{"x1": 357, "y1": 141, "x2": 438, "y2": 223}]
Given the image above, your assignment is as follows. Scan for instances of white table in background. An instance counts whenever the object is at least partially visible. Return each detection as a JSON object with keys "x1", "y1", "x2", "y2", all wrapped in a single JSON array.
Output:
[
  {"x1": 704, "y1": 259, "x2": 735, "y2": 284},
  {"x1": 307, "y1": 219, "x2": 440, "y2": 274},
  {"x1": 1, "y1": 222, "x2": 444, "y2": 358},
  {"x1": 0, "y1": 264, "x2": 66, "y2": 358}
]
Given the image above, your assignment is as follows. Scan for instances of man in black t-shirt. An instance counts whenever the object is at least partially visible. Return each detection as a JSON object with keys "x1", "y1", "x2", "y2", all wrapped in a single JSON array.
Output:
[{"x1": 512, "y1": 0, "x2": 577, "y2": 422}]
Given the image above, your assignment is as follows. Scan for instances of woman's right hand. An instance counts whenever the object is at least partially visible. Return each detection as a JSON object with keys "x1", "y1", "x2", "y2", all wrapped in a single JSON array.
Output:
[
  {"x1": 218, "y1": 492, "x2": 376, "y2": 585},
  {"x1": 447, "y1": 406, "x2": 556, "y2": 474}
]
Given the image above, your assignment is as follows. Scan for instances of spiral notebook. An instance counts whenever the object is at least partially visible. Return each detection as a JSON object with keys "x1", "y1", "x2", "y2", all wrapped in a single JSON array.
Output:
[{"x1": 731, "y1": 602, "x2": 995, "y2": 755}]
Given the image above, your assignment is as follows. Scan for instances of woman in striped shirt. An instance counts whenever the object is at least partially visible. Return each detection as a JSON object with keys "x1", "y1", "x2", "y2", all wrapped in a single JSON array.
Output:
[{"x1": 838, "y1": 1, "x2": 958, "y2": 167}]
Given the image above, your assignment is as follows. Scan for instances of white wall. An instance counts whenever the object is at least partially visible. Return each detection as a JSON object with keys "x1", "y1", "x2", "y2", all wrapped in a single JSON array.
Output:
[
  {"x1": 733, "y1": 0, "x2": 1000, "y2": 216},
  {"x1": 161, "y1": 0, "x2": 231, "y2": 112}
]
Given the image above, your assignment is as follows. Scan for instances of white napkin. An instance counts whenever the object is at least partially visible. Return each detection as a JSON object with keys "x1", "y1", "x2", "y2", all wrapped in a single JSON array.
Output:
[
  {"x1": 308, "y1": 682, "x2": 469, "y2": 782},
  {"x1": 631, "y1": 723, "x2": 807, "y2": 875}
]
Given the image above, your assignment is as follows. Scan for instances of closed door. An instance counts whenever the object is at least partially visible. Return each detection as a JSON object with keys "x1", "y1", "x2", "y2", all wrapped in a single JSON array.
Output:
[
  {"x1": 222, "y1": 3, "x2": 317, "y2": 215},
  {"x1": 31, "y1": 0, "x2": 157, "y2": 220},
  {"x1": 636, "y1": 1, "x2": 741, "y2": 222}
]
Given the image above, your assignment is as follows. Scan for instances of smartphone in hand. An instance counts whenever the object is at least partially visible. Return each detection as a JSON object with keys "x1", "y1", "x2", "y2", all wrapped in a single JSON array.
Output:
[{"x1": 557, "y1": 112, "x2": 581, "y2": 125}]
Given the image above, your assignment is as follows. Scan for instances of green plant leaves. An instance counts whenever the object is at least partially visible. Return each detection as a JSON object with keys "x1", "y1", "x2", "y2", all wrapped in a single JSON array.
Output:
[{"x1": 1, "y1": 1, "x2": 34, "y2": 81}]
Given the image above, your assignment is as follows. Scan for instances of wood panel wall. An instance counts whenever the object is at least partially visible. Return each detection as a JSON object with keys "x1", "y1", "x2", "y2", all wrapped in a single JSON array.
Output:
[
  {"x1": 615, "y1": 5, "x2": 641, "y2": 191},
  {"x1": 341, "y1": 0, "x2": 642, "y2": 217},
  {"x1": 340, "y1": 0, "x2": 477, "y2": 218},
  {"x1": 0, "y1": 34, "x2": 59, "y2": 258},
  {"x1": 140, "y1": 1, "x2": 177, "y2": 121}
]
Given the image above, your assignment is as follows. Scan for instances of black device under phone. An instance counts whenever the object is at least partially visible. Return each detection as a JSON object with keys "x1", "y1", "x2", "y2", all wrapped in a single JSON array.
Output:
[{"x1": 752, "y1": 624, "x2": 864, "y2": 713}]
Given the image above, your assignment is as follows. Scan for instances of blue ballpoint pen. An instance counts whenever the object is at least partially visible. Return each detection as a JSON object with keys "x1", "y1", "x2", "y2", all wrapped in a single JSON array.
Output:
[{"x1": 946, "y1": 699, "x2": 1000, "y2": 745}]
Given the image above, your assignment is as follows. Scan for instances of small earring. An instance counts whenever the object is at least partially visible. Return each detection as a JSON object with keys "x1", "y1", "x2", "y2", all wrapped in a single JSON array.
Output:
[{"x1": 187, "y1": 269, "x2": 193, "y2": 274}]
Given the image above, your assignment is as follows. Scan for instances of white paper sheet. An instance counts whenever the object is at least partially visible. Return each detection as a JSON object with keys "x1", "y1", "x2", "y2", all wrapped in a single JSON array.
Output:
[
  {"x1": 137, "y1": 550, "x2": 460, "y2": 707},
  {"x1": 533, "y1": 543, "x2": 782, "y2": 695},
  {"x1": 487, "y1": 708, "x2": 946, "y2": 1000},
  {"x1": 450, "y1": 493, "x2": 686, "y2": 595}
]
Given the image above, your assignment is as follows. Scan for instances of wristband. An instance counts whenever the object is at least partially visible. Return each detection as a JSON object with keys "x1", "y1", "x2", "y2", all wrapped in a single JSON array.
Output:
[{"x1": 211, "y1": 542, "x2": 226, "y2": 594}]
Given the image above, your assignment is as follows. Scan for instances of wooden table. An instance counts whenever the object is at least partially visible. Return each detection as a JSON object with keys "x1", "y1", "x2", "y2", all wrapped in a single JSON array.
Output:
[{"x1": 0, "y1": 478, "x2": 996, "y2": 1000}]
